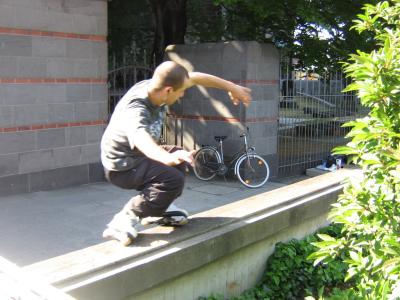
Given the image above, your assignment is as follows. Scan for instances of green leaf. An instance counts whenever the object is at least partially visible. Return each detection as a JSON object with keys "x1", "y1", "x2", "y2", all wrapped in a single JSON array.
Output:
[
  {"x1": 349, "y1": 251, "x2": 360, "y2": 263},
  {"x1": 313, "y1": 255, "x2": 329, "y2": 266},
  {"x1": 333, "y1": 146, "x2": 359, "y2": 155},
  {"x1": 345, "y1": 267, "x2": 358, "y2": 282},
  {"x1": 360, "y1": 153, "x2": 381, "y2": 164},
  {"x1": 383, "y1": 257, "x2": 400, "y2": 270},
  {"x1": 317, "y1": 234, "x2": 336, "y2": 242}
]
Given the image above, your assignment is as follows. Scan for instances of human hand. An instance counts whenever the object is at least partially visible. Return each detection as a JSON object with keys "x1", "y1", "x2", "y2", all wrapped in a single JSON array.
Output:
[
  {"x1": 167, "y1": 150, "x2": 196, "y2": 166},
  {"x1": 228, "y1": 85, "x2": 252, "y2": 107}
]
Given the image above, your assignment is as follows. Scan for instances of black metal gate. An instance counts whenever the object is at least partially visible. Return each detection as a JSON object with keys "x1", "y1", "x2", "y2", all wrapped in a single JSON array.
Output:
[
  {"x1": 107, "y1": 53, "x2": 154, "y2": 115},
  {"x1": 108, "y1": 68, "x2": 153, "y2": 115}
]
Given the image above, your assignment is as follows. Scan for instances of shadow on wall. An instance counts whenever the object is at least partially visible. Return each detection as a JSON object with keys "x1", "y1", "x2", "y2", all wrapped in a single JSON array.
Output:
[{"x1": 163, "y1": 41, "x2": 279, "y2": 173}]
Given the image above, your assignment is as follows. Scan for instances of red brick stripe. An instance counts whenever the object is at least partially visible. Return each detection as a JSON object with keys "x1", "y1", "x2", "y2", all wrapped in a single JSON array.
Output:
[
  {"x1": 0, "y1": 116, "x2": 277, "y2": 132},
  {"x1": 246, "y1": 117, "x2": 277, "y2": 123},
  {"x1": 167, "y1": 113, "x2": 277, "y2": 124},
  {"x1": 0, "y1": 77, "x2": 107, "y2": 84},
  {"x1": 0, "y1": 27, "x2": 106, "y2": 41},
  {"x1": 0, "y1": 120, "x2": 107, "y2": 133}
]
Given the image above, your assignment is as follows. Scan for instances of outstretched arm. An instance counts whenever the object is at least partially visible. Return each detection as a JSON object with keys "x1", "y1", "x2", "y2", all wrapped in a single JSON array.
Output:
[{"x1": 186, "y1": 72, "x2": 252, "y2": 106}]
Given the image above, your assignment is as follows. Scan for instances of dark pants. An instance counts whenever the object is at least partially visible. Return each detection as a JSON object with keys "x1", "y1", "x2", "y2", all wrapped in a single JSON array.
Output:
[{"x1": 104, "y1": 146, "x2": 188, "y2": 218}]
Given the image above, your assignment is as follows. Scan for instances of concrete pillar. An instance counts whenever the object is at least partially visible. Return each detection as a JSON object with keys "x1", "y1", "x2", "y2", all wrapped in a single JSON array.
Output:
[
  {"x1": 165, "y1": 41, "x2": 279, "y2": 176},
  {"x1": 0, "y1": 0, "x2": 108, "y2": 195}
]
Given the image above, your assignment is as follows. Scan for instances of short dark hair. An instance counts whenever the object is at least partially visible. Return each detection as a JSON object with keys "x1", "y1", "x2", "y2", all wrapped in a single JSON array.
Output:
[{"x1": 152, "y1": 61, "x2": 189, "y2": 91}]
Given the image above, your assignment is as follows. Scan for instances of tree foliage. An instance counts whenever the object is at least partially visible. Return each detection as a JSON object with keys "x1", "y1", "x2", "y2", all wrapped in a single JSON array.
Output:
[
  {"x1": 185, "y1": 0, "x2": 225, "y2": 43},
  {"x1": 108, "y1": 1, "x2": 154, "y2": 63},
  {"x1": 108, "y1": 0, "x2": 188, "y2": 65},
  {"x1": 309, "y1": 1, "x2": 400, "y2": 298},
  {"x1": 149, "y1": 0, "x2": 187, "y2": 64},
  {"x1": 108, "y1": 0, "x2": 379, "y2": 71},
  {"x1": 215, "y1": 0, "x2": 379, "y2": 71}
]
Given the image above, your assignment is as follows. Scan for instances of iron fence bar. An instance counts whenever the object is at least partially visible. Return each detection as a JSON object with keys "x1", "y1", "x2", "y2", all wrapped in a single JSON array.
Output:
[{"x1": 277, "y1": 59, "x2": 363, "y2": 176}]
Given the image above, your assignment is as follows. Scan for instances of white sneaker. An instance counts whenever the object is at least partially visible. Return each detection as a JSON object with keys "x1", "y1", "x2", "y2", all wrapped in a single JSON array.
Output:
[
  {"x1": 102, "y1": 210, "x2": 140, "y2": 246},
  {"x1": 141, "y1": 203, "x2": 189, "y2": 226},
  {"x1": 161, "y1": 203, "x2": 189, "y2": 226}
]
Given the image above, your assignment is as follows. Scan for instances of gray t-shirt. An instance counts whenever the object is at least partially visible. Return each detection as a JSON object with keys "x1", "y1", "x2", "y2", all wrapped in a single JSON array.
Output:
[{"x1": 101, "y1": 80, "x2": 166, "y2": 171}]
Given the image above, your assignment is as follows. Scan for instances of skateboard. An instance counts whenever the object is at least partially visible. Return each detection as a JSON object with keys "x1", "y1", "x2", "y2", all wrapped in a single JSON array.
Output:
[
  {"x1": 141, "y1": 210, "x2": 189, "y2": 226},
  {"x1": 103, "y1": 212, "x2": 189, "y2": 246}
]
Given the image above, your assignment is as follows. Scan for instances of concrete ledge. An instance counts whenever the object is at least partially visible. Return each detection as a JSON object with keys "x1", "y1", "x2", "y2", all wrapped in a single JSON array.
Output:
[
  {"x1": 0, "y1": 256, "x2": 75, "y2": 300},
  {"x1": 306, "y1": 167, "x2": 331, "y2": 177},
  {"x1": 23, "y1": 168, "x2": 360, "y2": 300}
]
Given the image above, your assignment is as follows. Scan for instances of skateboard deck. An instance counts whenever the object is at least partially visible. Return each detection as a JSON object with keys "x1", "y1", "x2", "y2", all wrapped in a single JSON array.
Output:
[
  {"x1": 141, "y1": 215, "x2": 189, "y2": 226},
  {"x1": 103, "y1": 215, "x2": 188, "y2": 246}
]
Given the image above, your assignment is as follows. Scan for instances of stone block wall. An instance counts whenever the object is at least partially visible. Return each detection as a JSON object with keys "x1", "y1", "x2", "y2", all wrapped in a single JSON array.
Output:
[
  {"x1": 0, "y1": 0, "x2": 108, "y2": 195},
  {"x1": 165, "y1": 42, "x2": 279, "y2": 176}
]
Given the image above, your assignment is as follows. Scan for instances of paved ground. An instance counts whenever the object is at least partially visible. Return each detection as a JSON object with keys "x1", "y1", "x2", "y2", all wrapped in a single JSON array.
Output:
[{"x1": 0, "y1": 174, "x2": 308, "y2": 266}]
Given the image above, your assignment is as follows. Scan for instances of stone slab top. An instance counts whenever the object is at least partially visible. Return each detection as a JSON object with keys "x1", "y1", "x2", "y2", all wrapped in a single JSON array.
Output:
[{"x1": 23, "y1": 168, "x2": 361, "y2": 289}]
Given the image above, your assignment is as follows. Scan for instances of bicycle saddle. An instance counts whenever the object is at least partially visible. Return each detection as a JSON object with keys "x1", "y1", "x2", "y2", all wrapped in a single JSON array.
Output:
[{"x1": 214, "y1": 135, "x2": 227, "y2": 142}]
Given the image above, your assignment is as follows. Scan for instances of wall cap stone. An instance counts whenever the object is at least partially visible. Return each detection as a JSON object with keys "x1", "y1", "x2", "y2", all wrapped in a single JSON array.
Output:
[{"x1": 23, "y1": 168, "x2": 361, "y2": 299}]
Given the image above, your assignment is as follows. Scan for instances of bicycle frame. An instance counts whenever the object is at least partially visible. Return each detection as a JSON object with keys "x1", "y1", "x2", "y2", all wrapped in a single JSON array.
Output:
[{"x1": 210, "y1": 134, "x2": 256, "y2": 174}]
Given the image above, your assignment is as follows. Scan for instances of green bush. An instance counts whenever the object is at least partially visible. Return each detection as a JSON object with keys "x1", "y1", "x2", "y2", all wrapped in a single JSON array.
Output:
[
  {"x1": 200, "y1": 225, "x2": 350, "y2": 300},
  {"x1": 309, "y1": 1, "x2": 400, "y2": 299},
  {"x1": 249, "y1": 225, "x2": 349, "y2": 300}
]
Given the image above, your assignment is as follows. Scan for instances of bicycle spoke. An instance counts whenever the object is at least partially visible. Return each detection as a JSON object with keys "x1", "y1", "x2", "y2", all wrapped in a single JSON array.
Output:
[
  {"x1": 236, "y1": 155, "x2": 269, "y2": 188},
  {"x1": 193, "y1": 148, "x2": 221, "y2": 181}
]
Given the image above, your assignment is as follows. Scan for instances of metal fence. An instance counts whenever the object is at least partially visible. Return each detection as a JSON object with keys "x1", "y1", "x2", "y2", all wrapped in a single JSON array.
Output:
[
  {"x1": 278, "y1": 62, "x2": 367, "y2": 176},
  {"x1": 107, "y1": 53, "x2": 154, "y2": 116}
]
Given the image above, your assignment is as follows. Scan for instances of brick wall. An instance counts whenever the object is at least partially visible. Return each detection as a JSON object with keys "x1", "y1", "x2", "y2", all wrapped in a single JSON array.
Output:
[
  {"x1": 165, "y1": 42, "x2": 279, "y2": 176},
  {"x1": 0, "y1": 0, "x2": 108, "y2": 195}
]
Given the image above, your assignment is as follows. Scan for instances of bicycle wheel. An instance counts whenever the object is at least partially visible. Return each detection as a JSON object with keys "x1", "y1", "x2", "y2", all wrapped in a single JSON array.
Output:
[
  {"x1": 235, "y1": 154, "x2": 270, "y2": 188},
  {"x1": 193, "y1": 147, "x2": 221, "y2": 181}
]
